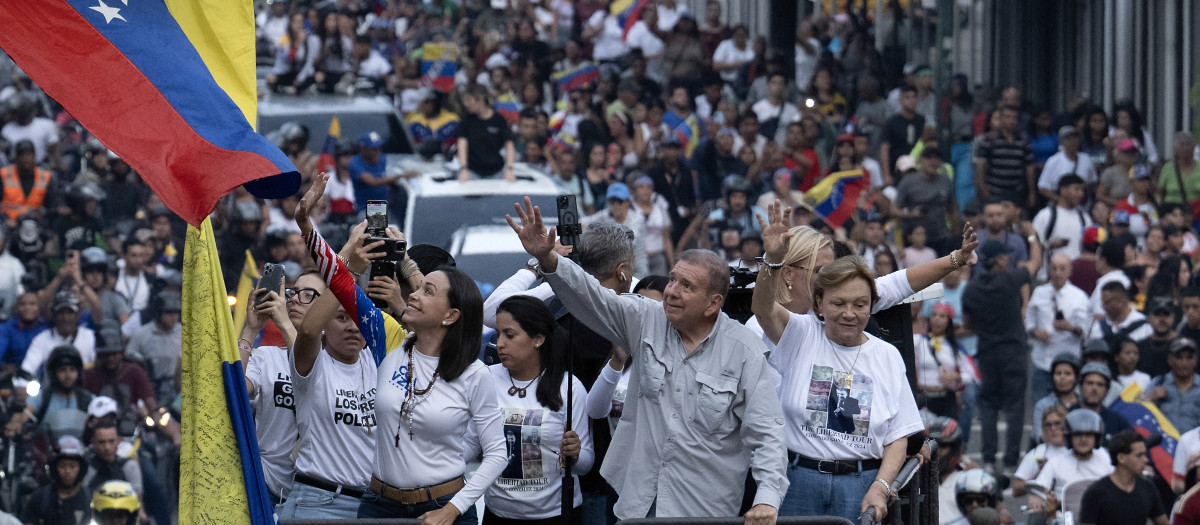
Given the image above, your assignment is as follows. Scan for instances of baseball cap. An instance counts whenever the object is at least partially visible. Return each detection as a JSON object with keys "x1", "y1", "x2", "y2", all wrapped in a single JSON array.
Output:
[
  {"x1": 52, "y1": 290, "x2": 80, "y2": 313},
  {"x1": 1082, "y1": 225, "x2": 1107, "y2": 247},
  {"x1": 1149, "y1": 297, "x2": 1175, "y2": 316},
  {"x1": 895, "y1": 155, "x2": 917, "y2": 173},
  {"x1": 13, "y1": 139, "x2": 34, "y2": 155},
  {"x1": 1058, "y1": 125, "x2": 1080, "y2": 138},
  {"x1": 359, "y1": 131, "x2": 384, "y2": 148},
  {"x1": 157, "y1": 291, "x2": 182, "y2": 313},
  {"x1": 633, "y1": 175, "x2": 653, "y2": 187},
  {"x1": 95, "y1": 322, "x2": 124, "y2": 355},
  {"x1": 773, "y1": 168, "x2": 793, "y2": 187},
  {"x1": 81, "y1": 247, "x2": 109, "y2": 268},
  {"x1": 1117, "y1": 138, "x2": 1138, "y2": 151},
  {"x1": 606, "y1": 183, "x2": 631, "y2": 202},
  {"x1": 1112, "y1": 209, "x2": 1131, "y2": 225},
  {"x1": 836, "y1": 133, "x2": 855, "y2": 144},
  {"x1": 87, "y1": 396, "x2": 118, "y2": 419},
  {"x1": 962, "y1": 199, "x2": 982, "y2": 217},
  {"x1": 1171, "y1": 337, "x2": 1198, "y2": 354},
  {"x1": 979, "y1": 240, "x2": 1013, "y2": 260},
  {"x1": 1133, "y1": 164, "x2": 1151, "y2": 180}
]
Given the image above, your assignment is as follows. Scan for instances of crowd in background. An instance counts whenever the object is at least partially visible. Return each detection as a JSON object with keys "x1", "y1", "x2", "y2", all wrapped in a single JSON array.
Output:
[{"x1": 0, "y1": 0, "x2": 1199, "y2": 523}]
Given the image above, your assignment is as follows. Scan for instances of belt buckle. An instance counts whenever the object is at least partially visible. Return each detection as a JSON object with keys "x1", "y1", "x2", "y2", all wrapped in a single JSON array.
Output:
[{"x1": 817, "y1": 460, "x2": 835, "y2": 474}]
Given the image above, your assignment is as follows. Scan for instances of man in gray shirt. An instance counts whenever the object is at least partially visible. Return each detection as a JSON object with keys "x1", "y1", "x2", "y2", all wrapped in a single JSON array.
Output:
[{"x1": 508, "y1": 198, "x2": 787, "y2": 524}]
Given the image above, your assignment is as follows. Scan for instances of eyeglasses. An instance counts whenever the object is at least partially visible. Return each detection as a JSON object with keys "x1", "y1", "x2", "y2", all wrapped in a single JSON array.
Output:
[
  {"x1": 284, "y1": 288, "x2": 321, "y2": 304},
  {"x1": 1044, "y1": 421, "x2": 1064, "y2": 429},
  {"x1": 960, "y1": 494, "x2": 989, "y2": 506}
]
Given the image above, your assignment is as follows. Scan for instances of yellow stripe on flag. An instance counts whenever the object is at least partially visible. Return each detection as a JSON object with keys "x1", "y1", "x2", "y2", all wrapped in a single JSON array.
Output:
[
  {"x1": 1120, "y1": 383, "x2": 1181, "y2": 439},
  {"x1": 165, "y1": 0, "x2": 257, "y2": 126},
  {"x1": 231, "y1": 250, "x2": 259, "y2": 333},
  {"x1": 179, "y1": 218, "x2": 249, "y2": 524}
]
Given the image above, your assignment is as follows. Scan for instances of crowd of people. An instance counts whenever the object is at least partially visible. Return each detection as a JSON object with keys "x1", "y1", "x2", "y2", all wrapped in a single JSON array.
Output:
[{"x1": 0, "y1": 0, "x2": 1199, "y2": 524}]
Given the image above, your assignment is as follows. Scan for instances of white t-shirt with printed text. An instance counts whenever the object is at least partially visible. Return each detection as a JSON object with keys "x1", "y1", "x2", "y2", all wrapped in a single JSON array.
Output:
[
  {"x1": 290, "y1": 347, "x2": 377, "y2": 488},
  {"x1": 247, "y1": 346, "x2": 297, "y2": 498},
  {"x1": 464, "y1": 365, "x2": 594, "y2": 520},
  {"x1": 769, "y1": 313, "x2": 923, "y2": 460}
]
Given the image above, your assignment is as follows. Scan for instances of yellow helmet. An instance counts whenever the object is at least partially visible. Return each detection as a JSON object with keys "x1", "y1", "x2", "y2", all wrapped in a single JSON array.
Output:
[{"x1": 91, "y1": 480, "x2": 140, "y2": 514}]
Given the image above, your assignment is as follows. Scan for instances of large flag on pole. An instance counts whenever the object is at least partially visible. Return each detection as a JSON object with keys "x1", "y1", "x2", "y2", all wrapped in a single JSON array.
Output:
[
  {"x1": 1111, "y1": 384, "x2": 1180, "y2": 483},
  {"x1": 804, "y1": 169, "x2": 870, "y2": 228},
  {"x1": 180, "y1": 220, "x2": 274, "y2": 524},
  {"x1": 0, "y1": 0, "x2": 299, "y2": 227}
]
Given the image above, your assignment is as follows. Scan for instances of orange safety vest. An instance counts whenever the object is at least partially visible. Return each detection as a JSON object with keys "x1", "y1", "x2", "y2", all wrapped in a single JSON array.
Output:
[{"x1": 0, "y1": 165, "x2": 51, "y2": 222}]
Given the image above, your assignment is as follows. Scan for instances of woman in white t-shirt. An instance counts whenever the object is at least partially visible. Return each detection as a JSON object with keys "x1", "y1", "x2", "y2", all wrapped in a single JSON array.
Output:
[
  {"x1": 465, "y1": 296, "x2": 593, "y2": 524},
  {"x1": 913, "y1": 302, "x2": 978, "y2": 419},
  {"x1": 1012, "y1": 406, "x2": 1070, "y2": 497},
  {"x1": 583, "y1": 7, "x2": 628, "y2": 63},
  {"x1": 753, "y1": 203, "x2": 924, "y2": 522},
  {"x1": 712, "y1": 26, "x2": 755, "y2": 85},
  {"x1": 632, "y1": 176, "x2": 674, "y2": 275}
]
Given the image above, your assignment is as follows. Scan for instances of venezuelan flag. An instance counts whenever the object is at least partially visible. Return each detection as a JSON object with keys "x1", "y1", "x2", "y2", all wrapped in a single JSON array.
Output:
[
  {"x1": 315, "y1": 117, "x2": 341, "y2": 176},
  {"x1": 421, "y1": 42, "x2": 458, "y2": 93},
  {"x1": 0, "y1": 0, "x2": 299, "y2": 227},
  {"x1": 662, "y1": 110, "x2": 703, "y2": 159},
  {"x1": 407, "y1": 110, "x2": 460, "y2": 150},
  {"x1": 610, "y1": 0, "x2": 653, "y2": 40},
  {"x1": 494, "y1": 93, "x2": 522, "y2": 124},
  {"x1": 1111, "y1": 384, "x2": 1179, "y2": 483},
  {"x1": 552, "y1": 62, "x2": 601, "y2": 92},
  {"x1": 804, "y1": 169, "x2": 869, "y2": 228}
]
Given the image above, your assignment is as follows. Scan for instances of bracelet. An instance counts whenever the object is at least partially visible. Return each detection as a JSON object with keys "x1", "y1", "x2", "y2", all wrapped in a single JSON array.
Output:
[
  {"x1": 400, "y1": 259, "x2": 420, "y2": 279},
  {"x1": 337, "y1": 255, "x2": 364, "y2": 276},
  {"x1": 948, "y1": 250, "x2": 961, "y2": 269},
  {"x1": 874, "y1": 478, "x2": 893, "y2": 496},
  {"x1": 760, "y1": 257, "x2": 785, "y2": 271},
  {"x1": 238, "y1": 338, "x2": 253, "y2": 352}
]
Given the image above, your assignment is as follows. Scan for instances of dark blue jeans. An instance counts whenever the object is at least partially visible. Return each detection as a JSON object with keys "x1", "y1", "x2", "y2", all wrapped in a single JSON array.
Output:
[{"x1": 357, "y1": 489, "x2": 478, "y2": 525}]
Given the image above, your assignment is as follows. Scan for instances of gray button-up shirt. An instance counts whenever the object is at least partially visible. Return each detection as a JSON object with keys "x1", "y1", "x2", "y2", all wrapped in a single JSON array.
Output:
[{"x1": 544, "y1": 255, "x2": 787, "y2": 519}]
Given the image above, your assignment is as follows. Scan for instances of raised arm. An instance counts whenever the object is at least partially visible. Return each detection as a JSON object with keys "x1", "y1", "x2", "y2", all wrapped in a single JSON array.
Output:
[
  {"x1": 507, "y1": 197, "x2": 647, "y2": 352},
  {"x1": 898, "y1": 222, "x2": 979, "y2": 299},
  {"x1": 295, "y1": 173, "x2": 407, "y2": 364},
  {"x1": 752, "y1": 201, "x2": 794, "y2": 345},
  {"x1": 292, "y1": 289, "x2": 340, "y2": 376}
]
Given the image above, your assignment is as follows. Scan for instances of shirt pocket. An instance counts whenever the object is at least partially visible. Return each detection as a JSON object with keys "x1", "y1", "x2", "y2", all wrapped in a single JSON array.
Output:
[
  {"x1": 637, "y1": 338, "x2": 667, "y2": 401},
  {"x1": 694, "y1": 370, "x2": 738, "y2": 433}
]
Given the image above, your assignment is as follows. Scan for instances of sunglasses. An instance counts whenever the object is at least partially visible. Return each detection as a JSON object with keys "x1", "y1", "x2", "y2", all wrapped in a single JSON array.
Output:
[{"x1": 284, "y1": 288, "x2": 321, "y2": 305}]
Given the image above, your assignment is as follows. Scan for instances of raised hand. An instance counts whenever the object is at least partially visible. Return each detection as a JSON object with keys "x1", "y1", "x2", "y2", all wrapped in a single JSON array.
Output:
[
  {"x1": 295, "y1": 172, "x2": 330, "y2": 235},
  {"x1": 957, "y1": 222, "x2": 979, "y2": 266},
  {"x1": 505, "y1": 196, "x2": 558, "y2": 267},
  {"x1": 755, "y1": 200, "x2": 794, "y2": 264}
]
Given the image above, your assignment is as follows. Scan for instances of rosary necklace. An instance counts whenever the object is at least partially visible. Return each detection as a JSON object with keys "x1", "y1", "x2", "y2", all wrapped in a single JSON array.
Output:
[
  {"x1": 397, "y1": 347, "x2": 439, "y2": 445},
  {"x1": 508, "y1": 370, "x2": 543, "y2": 398}
]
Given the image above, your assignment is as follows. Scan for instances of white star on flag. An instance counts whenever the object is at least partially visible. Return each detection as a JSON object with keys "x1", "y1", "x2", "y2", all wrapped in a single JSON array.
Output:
[{"x1": 90, "y1": 0, "x2": 126, "y2": 23}]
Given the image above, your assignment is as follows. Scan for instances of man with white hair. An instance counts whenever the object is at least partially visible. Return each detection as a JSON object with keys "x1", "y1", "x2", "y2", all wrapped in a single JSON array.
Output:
[{"x1": 1025, "y1": 253, "x2": 1089, "y2": 399}]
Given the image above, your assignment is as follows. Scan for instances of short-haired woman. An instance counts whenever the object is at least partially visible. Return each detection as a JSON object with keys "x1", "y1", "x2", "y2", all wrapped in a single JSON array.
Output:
[
  {"x1": 753, "y1": 202, "x2": 924, "y2": 521},
  {"x1": 1012, "y1": 406, "x2": 1070, "y2": 497}
]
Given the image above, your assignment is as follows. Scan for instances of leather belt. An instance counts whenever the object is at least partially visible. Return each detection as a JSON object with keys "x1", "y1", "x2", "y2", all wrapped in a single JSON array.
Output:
[
  {"x1": 787, "y1": 451, "x2": 882, "y2": 475},
  {"x1": 371, "y1": 475, "x2": 465, "y2": 505},
  {"x1": 295, "y1": 474, "x2": 365, "y2": 499}
]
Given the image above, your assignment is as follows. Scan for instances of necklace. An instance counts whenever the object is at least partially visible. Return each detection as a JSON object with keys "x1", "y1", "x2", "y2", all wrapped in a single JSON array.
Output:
[
  {"x1": 360, "y1": 356, "x2": 373, "y2": 437},
  {"x1": 397, "y1": 347, "x2": 440, "y2": 445},
  {"x1": 508, "y1": 370, "x2": 542, "y2": 398},
  {"x1": 829, "y1": 336, "x2": 866, "y2": 389}
]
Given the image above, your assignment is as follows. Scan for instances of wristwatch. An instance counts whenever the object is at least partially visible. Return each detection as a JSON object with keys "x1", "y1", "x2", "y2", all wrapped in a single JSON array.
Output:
[{"x1": 526, "y1": 257, "x2": 542, "y2": 279}]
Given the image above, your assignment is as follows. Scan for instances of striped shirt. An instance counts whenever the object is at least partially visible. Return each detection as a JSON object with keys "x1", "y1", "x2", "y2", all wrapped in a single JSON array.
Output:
[{"x1": 977, "y1": 132, "x2": 1033, "y2": 193}]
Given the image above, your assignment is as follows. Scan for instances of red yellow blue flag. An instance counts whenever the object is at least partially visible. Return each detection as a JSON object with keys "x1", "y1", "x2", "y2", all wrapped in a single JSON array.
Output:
[
  {"x1": 0, "y1": 0, "x2": 299, "y2": 227},
  {"x1": 552, "y1": 62, "x2": 601, "y2": 92},
  {"x1": 421, "y1": 42, "x2": 458, "y2": 93},
  {"x1": 610, "y1": 0, "x2": 653, "y2": 40},
  {"x1": 315, "y1": 117, "x2": 341, "y2": 176},
  {"x1": 804, "y1": 169, "x2": 869, "y2": 228},
  {"x1": 1111, "y1": 384, "x2": 1179, "y2": 483}
]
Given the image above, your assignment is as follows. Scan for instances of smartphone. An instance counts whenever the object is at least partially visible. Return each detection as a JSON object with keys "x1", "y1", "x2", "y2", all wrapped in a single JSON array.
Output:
[
  {"x1": 557, "y1": 194, "x2": 581, "y2": 248},
  {"x1": 368, "y1": 239, "x2": 405, "y2": 309},
  {"x1": 258, "y1": 263, "x2": 285, "y2": 302},
  {"x1": 366, "y1": 200, "x2": 388, "y2": 237}
]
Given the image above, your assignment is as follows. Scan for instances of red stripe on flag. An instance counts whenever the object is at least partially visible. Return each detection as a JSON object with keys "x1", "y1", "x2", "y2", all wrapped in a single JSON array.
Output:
[{"x1": 0, "y1": 0, "x2": 282, "y2": 226}]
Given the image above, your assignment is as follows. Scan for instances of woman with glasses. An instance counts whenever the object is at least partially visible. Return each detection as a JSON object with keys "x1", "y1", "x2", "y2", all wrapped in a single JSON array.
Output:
[
  {"x1": 753, "y1": 202, "x2": 924, "y2": 521},
  {"x1": 238, "y1": 270, "x2": 327, "y2": 505},
  {"x1": 464, "y1": 296, "x2": 593, "y2": 524},
  {"x1": 1012, "y1": 406, "x2": 1070, "y2": 497}
]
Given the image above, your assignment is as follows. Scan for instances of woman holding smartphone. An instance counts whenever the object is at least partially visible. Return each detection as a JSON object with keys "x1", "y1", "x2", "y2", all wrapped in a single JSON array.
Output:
[{"x1": 295, "y1": 173, "x2": 507, "y2": 525}]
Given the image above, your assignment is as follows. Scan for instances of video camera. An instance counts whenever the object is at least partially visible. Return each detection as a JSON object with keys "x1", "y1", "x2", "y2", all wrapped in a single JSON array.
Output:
[{"x1": 721, "y1": 266, "x2": 758, "y2": 324}]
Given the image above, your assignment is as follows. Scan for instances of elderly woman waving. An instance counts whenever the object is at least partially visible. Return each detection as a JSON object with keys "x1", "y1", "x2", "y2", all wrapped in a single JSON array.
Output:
[{"x1": 752, "y1": 201, "x2": 924, "y2": 522}]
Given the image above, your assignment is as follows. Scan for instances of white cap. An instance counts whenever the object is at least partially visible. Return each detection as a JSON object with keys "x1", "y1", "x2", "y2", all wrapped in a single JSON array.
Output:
[
  {"x1": 87, "y1": 396, "x2": 118, "y2": 419},
  {"x1": 895, "y1": 155, "x2": 917, "y2": 173}
]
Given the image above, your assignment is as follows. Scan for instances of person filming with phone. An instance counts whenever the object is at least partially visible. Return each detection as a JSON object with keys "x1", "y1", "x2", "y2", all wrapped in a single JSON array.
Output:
[{"x1": 506, "y1": 196, "x2": 787, "y2": 525}]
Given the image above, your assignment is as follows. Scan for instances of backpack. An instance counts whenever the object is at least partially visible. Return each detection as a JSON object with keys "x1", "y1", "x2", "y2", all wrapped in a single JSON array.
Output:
[
  {"x1": 1043, "y1": 204, "x2": 1088, "y2": 246},
  {"x1": 1097, "y1": 318, "x2": 1148, "y2": 354}
]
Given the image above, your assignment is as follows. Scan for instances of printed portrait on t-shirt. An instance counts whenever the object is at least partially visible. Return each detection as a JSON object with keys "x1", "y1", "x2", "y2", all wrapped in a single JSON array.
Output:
[
  {"x1": 498, "y1": 407, "x2": 552, "y2": 490},
  {"x1": 805, "y1": 365, "x2": 873, "y2": 438}
]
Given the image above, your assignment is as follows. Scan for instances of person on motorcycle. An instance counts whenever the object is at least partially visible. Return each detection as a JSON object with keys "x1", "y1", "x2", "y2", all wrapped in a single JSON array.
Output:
[
  {"x1": 946, "y1": 469, "x2": 1007, "y2": 525},
  {"x1": 81, "y1": 420, "x2": 141, "y2": 501},
  {"x1": 5, "y1": 344, "x2": 93, "y2": 438},
  {"x1": 18, "y1": 436, "x2": 91, "y2": 525},
  {"x1": 90, "y1": 480, "x2": 139, "y2": 525}
]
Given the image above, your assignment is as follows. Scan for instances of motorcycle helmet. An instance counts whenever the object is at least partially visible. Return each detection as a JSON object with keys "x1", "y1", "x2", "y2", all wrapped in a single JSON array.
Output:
[
  {"x1": 48, "y1": 435, "x2": 88, "y2": 486},
  {"x1": 1065, "y1": 408, "x2": 1104, "y2": 439},
  {"x1": 91, "y1": 480, "x2": 140, "y2": 525},
  {"x1": 955, "y1": 469, "x2": 1000, "y2": 513}
]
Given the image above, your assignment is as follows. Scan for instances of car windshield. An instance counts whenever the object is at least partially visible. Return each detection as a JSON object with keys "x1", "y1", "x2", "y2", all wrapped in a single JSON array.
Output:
[{"x1": 407, "y1": 193, "x2": 558, "y2": 250}]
